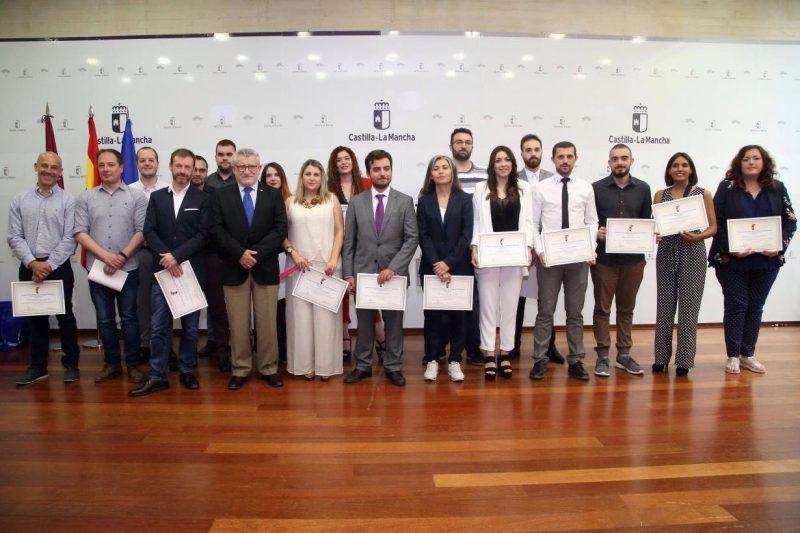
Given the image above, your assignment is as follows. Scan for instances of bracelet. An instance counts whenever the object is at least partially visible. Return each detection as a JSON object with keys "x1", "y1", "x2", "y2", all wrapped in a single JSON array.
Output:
[{"x1": 119, "y1": 251, "x2": 128, "y2": 260}]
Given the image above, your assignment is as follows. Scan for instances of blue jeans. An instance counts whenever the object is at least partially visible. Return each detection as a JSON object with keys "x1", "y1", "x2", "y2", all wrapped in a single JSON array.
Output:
[
  {"x1": 149, "y1": 283, "x2": 199, "y2": 380},
  {"x1": 88, "y1": 269, "x2": 140, "y2": 368}
]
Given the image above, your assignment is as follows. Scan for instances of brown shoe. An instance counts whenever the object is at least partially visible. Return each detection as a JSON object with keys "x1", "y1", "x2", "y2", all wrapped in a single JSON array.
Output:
[
  {"x1": 94, "y1": 365, "x2": 122, "y2": 383},
  {"x1": 127, "y1": 365, "x2": 146, "y2": 384}
]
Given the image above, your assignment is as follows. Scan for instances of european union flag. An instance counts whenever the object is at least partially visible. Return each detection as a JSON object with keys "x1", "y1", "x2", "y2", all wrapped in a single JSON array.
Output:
[{"x1": 120, "y1": 118, "x2": 138, "y2": 185}]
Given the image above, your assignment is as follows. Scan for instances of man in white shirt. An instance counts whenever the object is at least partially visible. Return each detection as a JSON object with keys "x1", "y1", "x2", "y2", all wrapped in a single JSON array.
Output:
[
  {"x1": 129, "y1": 147, "x2": 170, "y2": 365},
  {"x1": 530, "y1": 141, "x2": 599, "y2": 382}
]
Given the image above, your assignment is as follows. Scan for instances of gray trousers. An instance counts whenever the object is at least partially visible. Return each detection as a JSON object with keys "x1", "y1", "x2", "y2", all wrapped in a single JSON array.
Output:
[
  {"x1": 136, "y1": 248, "x2": 154, "y2": 347},
  {"x1": 533, "y1": 262, "x2": 589, "y2": 365},
  {"x1": 354, "y1": 308, "x2": 403, "y2": 372}
]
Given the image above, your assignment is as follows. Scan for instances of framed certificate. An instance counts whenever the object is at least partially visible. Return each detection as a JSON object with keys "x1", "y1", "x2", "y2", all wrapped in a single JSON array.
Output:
[
  {"x1": 154, "y1": 261, "x2": 208, "y2": 319},
  {"x1": 355, "y1": 273, "x2": 407, "y2": 311},
  {"x1": 291, "y1": 267, "x2": 348, "y2": 313},
  {"x1": 727, "y1": 216, "x2": 782, "y2": 253},
  {"x1": 542, "y1": 226, "x2": 594, "y2": 266},
  {"x1": 422, "y1": 275, "x2": 473, "y2": 311},
  {"x1": 605, "y1": 218, "x2": 656, "y2": 254},
  {"x1": 652, "y1": 194, "x2": 709, "y2": 236},
  {"x1": 11, "y1": 280, "x2": 65, "y2": 317},
  {"x1": 478, "y1": 231, "x2": 528, "y2": 268}
]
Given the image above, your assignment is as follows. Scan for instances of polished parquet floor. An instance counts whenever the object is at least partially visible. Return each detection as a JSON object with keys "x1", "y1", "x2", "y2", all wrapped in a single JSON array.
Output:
[{"x1": 1, "y1": 326, "x2": 799, "y2": 532}]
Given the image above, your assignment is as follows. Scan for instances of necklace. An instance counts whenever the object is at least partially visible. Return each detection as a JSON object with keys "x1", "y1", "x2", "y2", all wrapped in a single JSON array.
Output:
[{"x1": 301, "y1": 197, "x2": 320, "y2": 209}]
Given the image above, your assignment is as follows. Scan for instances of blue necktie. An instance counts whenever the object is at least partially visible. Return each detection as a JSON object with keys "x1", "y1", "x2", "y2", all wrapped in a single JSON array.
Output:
[{"x1": 243, "y1": 186, "x2": 254, "y2": 227}]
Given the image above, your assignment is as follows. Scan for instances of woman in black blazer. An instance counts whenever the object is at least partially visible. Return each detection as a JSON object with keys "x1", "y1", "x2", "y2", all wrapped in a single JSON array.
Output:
[
  {"x1": 417, "y1": 155, "x2": 473, "y2": 382},
  {"x1": 709, "y1": 145, "x2": 796, "y2": 375}
]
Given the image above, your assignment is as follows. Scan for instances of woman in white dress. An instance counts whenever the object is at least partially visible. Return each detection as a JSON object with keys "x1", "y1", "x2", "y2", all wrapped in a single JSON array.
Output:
[{"x1": 282, "y1": 159, "x2": 345, "y2": 380}]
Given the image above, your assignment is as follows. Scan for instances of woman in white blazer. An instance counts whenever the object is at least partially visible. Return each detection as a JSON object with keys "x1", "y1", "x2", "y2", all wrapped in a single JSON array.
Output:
[{"x1": 470, "y1": 145, "x2": 534, "y2": 380}]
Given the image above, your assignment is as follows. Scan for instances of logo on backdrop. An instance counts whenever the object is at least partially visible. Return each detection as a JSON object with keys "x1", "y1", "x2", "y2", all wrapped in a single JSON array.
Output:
[
  {"x1": 632, "y1": 104, "x2": 648, "y2": 133},
  {"x1": 112, "y1": 104, "x2": 128, "y2": 133},
  {"x1": 9, "y1": 119, "x2": 26, "y2": 132},
  {"x1": 374, "y1": 100, "x2": 390, "y2": 130},
  {"x1": 264, "y1": 114, "x2": 283, "y2": 128},
  {"x1": 57, "y1": 118, "x2": 75, "y2": 132}
]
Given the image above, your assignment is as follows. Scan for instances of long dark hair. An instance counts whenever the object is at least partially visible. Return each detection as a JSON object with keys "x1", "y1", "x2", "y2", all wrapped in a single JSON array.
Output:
[
  {"x1": 326, "y1": 146, "x2": 365, "y2": 195},
  {"x1": 664, "y1": 152, "x2": 698, "y2": 187},
  {"x1": 260, "y1": 162, "x2": 291, "y2": 200},
  {"x1": 486, "y1": 145, "x2": 519, "y2": 201},
  {"x1": 420, "y1": 155, "x2": 462, "y2": 196},
  {"x1": 725, "y1": 145, "x2": 777, "y2": 192}
]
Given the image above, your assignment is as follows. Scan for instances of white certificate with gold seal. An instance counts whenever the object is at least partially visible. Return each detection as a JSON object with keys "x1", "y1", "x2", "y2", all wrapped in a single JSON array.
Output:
[
  {"x1": 605, "y1": 218, "x2": 656, "y2": 254},
  {"x1": 727, "y1": 216, "x2": 782, "y2": 253}
]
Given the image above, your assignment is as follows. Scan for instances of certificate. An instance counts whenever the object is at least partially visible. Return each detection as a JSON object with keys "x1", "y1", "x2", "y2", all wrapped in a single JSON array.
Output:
[
  {"x1": 478, "y1": 231, "x2": 528, "y2": 267},
  {"x1": 355, "y1": 273, "x2": 407, "y2": 311},
  {"x1": 652, "y1": 194, "x2": 709, "y2": 236},
  {"x1": 727, "y1": 216, "x2": 782, "y2": 253},
  {"x1": 154, "y1": 261, "x2": 208, "y2": 319},
  {"x1": 605, "y1": 218, "x2": 656, "y2": 254},
  {"x1": 542, "y1": 226, "x2": 594, "y2": 266},
  {"x1": 11, "y1": 280, "x2": 65, "y2": 317},
  {"x1": 291, "y1": 267, "x2": 348, "y2": 313},
  {"x1": 422, "y1": 275, "x2": 473, "y2": 311},
  {"x1": 87, "y1": 260, "x2": 128, "y2": 291}
]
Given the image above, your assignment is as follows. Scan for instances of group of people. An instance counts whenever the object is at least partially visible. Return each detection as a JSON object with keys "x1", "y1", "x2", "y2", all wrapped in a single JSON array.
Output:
[{"x1": 7, "y1": 129, "x2": 796, "y2": 394}]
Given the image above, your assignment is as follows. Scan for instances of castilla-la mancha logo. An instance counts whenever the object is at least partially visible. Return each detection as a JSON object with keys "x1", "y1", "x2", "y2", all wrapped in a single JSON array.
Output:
[
  {"x1": 632, "y1": 104, "x2": 648, "y2": 133},
  {"x1": 374, "y1": 100, "x2": 390, "y2": 130},
  {"x1": 112, "y1": 103, "x2": 128, "y2": 133}
]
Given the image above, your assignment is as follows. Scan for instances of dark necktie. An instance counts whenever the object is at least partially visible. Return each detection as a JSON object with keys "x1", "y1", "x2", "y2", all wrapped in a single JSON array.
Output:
[
  {"x1": 561, "y1": 177, "x2": 570, "y2": 229},
  {"x1": 243, "y1": 186, "x2": 254, "y2": 227},
  {"x1": 375, "y1": 193, "x2": 385, "y2": 235}
]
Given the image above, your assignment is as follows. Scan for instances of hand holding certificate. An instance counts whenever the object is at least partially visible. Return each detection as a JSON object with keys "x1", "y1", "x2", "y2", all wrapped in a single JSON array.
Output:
[
  {"x1": 477, "y1": 231, "x2": 528, "y2": 268},
  {"x1": 422, "y1": 275, "x2": 473, "y2": 311},
  {"x1": 155, "y1": 261, "x2": 208, "y2": 319},
  {"x1": 652, "y1": 195, "x2": 709, "y2": 236},
  {"x1": 605, "y1": 218, "x2": 656, "y2": 254},
  {"x1": 88, "y1": 260, "x2": 128, "y2": 291},
  {"x1": 11, "y1": 281, "x2": 65, "y2": 317},
  {"x1": 355, "y1": 273, "x2": 407, "y2": 310},
  {"x1": 727, "y1": 216, "x2": 782, "y2": 253},
  {"x1": 542, "y1": 226, "x2": 594, "y2": 266},
  {"x1": 291, "y1": 267, "x2": 348, "y2": 313}
]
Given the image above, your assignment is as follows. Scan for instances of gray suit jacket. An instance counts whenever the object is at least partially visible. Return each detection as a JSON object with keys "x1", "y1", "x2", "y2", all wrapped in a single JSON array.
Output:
[
  {"x1": 518, "y1": 168, "x2": 554, "y2": 182},
  {"x1": 342, "y1": 187, "x2": 419, "y2": 279}
]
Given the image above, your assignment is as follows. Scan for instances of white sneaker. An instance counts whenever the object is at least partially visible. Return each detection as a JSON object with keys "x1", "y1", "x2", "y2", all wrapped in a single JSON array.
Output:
[
  {"x1": 448, "y1": 362, "x2": 465, "y2": 382},
  {"x1": 740, "y1": 356, "x2": 766, "y2": 374},
  {"x1": 725, "y1": 357, "x2": 740, "y2": 374},
  {"x1": 424, "y1": 360, "x2": 439, "y2": 381}
]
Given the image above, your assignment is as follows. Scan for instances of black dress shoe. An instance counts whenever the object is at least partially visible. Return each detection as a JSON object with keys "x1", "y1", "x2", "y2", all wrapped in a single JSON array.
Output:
[
  {"x1": 568, "y1": 362, "x2": 590, "y2": 381},
  {"x1": 529, "y1": 359, "x2": 547, "y2": 380},
  {"x1": 652, "y1": 363, "x2": 668, "y2": 374},
  {"x1": 385, "y1": 370, "x2": 406, "y2": 387},
  {"x1": 676, "y1": 367, "x2": 690, "y2": 377},
  {"x1": 466, "y1": 350, "x2": 485, "y2": 366},
  {"x1": 198, "y1": 341, "x2": 217, "y2": 358},
  {"x1": 179, "y1": 372, "x2": 200, "y2": 389},
  {"x1": 507, "y1": 348, "x2": 521, "y2": 360},
  {"x1": 262, "y1": 373, "x2": 284, "y2": 388},
  {"x1": 344, "y1": 368, "x2": 372, "y2": 384},
  {"x1": 129, "y1": 378, "x2": 169, "y2": 397},
  {"x1": 218, "y1": 353, "x2": 232, "y2": 373},
  {"x1": 228, "y1": 376, "x2": 246, "y2": 390}
]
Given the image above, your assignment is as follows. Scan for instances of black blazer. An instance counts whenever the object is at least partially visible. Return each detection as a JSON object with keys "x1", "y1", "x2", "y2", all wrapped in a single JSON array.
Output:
[
  {"x1": 709, "y1": 178, "x2": 796, "y2": 267},
  {"x1": 209, "y1": 182, "x2": 288, "y2": 286},
  {"x1": 416, "y1": 190, "x2": 474, "y2": 281},
  {"x1": 143, "y1": 186, "x2": 210, "y2": 283}
]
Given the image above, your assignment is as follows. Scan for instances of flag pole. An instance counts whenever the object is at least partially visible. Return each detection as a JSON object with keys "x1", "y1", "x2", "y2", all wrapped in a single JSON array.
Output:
[{"x1": 81, "y1": 103, "x2": 102, "y2": 350}]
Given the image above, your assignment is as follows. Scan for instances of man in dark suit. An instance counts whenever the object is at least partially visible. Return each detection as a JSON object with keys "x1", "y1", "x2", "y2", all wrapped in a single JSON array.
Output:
[
  {"x1": 130, "y1": 148, "x2": 210, "y2": 396},
  {"x1": 342, "y1": 149, "x2": 419, "y2": 386},
  {"x1": 209, "y1": 148, "x2": 287, "y2": 390}
]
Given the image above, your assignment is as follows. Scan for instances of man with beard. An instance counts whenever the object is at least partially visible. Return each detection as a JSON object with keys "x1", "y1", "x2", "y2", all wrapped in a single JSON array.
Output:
[
  {"x1": 191, "y1": 155, "x2": 209, "y2": 191},
  {"x1": 205, "y1": 139, "x2": 236, "y2": 191},
  {"x1": 512, "y1": 134, "x2": 564, "y2": 364},
  {"x1": 590, "y1": 144, "x2": 651, "y2": 377},
  {"x1": 448, "y1": 128, "x2": 486, "y2": 365},
  {"x1": 530, "y1": 141, "x2": 598, "y2": 382}
]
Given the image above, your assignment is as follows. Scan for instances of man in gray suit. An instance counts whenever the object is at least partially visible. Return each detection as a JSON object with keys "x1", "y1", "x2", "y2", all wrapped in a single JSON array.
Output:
[
  {"x1": 342, "y1": 149, "x2": 419, "y2": 386},
  {"x1": 512, "y1": 134, "x2": 565, "y2": 364}
]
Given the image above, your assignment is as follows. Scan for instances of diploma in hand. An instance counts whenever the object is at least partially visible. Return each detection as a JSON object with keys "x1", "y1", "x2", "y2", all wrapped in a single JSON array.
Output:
[
  {"x1": 727, "y1": 216, "x2": 782, "y2": 253},
  {"x1": 605, "y1": 218, "x2": 656, "y2": 254},
  {"x1": 542, "y1": 226, "x2": 594, "y2": 266},
  {"x1": 652, "y1": 194, "x2": 709, "y2": 236},
  {"x1": 477, "y1": 231, "x2": 528, "y2": 267},
  {"x1": 355, "y1": 273, "x2": 407, "y2": 311},
  {"x1": 291, "y1": 267, "x2": 348, "y2": 313},
  {"x1": 422, "y1": 275, "x2": 473, "y2": 311},
  {"x1": 11, "y1": 281, "x2": 65, "y2": 317},
  {"x1": 154, "y1": 261, "x2": 208, "y2": 319}
]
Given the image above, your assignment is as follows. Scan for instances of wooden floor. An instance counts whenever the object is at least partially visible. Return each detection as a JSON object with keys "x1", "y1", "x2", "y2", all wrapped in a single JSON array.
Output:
[{"x1": 1, "y1": 326, "x2": 799, "y2": 532}]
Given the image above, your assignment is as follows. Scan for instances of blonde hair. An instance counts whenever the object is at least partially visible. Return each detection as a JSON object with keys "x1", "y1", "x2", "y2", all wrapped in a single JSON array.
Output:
[{"x1": 293, "y1": 159, "x2": 332, "y2": 204}]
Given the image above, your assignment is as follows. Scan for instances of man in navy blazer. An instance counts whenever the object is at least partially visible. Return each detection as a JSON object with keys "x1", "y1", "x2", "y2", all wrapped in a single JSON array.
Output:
[
  {"x1": 209, "y1": 148, "x2": 288, "y2": 390},
  {"x1": 130, "y1": 148, "x2": 210, "y2": 396}
]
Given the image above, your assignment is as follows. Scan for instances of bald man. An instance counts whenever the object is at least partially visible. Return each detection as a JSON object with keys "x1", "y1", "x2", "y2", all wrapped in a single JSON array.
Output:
[{"x1": 7, "y1": 152, "x2": 80, "y2": 385}]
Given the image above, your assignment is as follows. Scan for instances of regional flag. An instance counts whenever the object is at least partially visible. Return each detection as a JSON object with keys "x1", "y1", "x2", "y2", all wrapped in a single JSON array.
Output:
[
  {"x1": 42, "y1": 103, "x2": 64, "y2": 188},
  {"x1": 81, "y1": 113, "x2": 100, "y2": 269},
  {"x1": 120, "y1": 118, "x2": 138, "y2": 185}
]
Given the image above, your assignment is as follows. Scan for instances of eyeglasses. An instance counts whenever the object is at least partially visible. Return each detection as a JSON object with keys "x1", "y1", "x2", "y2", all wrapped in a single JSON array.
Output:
[
  {"x1": 235, "y1": 164, "x2": 260, "y2": 172},
  {"x1": 452, "y1": 140, "x2": 473, "y2": 146}
]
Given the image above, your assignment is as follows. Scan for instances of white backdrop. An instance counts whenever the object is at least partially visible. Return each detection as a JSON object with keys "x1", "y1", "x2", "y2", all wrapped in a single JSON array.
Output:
[{"x1": 1, "y1": 33, "x2": 798, "y2": 328}]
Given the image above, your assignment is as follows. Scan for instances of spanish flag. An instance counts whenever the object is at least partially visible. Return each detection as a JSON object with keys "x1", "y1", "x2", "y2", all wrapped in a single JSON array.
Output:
[{"x1": 80, "y1": 110, "x2": 100, "y2": 268}]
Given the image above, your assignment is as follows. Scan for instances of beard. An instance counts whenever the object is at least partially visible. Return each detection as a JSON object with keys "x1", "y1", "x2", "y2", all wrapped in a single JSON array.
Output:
[
  {"x1": 525, "y1": 156, "x2": 541, "y2": 169},
  {"x1": 452, "y1": 149, "x2": 471, "y2": 162},
  {"x1": 611, "y1": 166, "x2": 629, "y2": 178}
]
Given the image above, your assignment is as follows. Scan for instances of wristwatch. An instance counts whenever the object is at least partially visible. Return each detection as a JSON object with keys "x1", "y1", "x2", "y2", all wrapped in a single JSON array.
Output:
[{"x1": 285, "y1": 246, "x2": 295, "y2": 254}]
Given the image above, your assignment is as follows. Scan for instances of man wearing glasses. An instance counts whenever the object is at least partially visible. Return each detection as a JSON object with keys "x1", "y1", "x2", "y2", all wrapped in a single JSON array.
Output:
[{"x1": 209, "y1": 148, "x2": 287, "y2": 390}]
